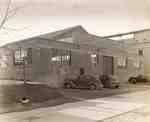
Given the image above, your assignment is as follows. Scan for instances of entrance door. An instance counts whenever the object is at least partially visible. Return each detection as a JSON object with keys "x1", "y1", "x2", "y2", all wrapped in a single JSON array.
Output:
[{"x1": 103, "y1": 56, "x2": 114, "y2": 75}]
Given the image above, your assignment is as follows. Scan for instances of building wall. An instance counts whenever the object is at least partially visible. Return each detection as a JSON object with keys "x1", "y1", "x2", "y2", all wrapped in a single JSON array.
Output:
[
  {"x1": 134, "y1": 31, "x2": 150, "y2": 78},
  {"x1": 143, "y1": 48, "x2": 150, "y2": 78},
  {"x1": 31, "y1": 48, "x2": 50, "y2": 82},
  {"x1": 114, "y1": 57, "x2": 144, "y2": 82},
  {"x1": 0, "y1": 46, "x2": 144, "y2": 86},
  {"x1": 0, "y1": 48, "x2": 32, "y2": 80}
]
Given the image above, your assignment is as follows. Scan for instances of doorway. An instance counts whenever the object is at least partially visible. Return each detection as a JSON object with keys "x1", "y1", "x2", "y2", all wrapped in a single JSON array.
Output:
[{"x1": 102, "y1": 56, "x2": 114, "y2": 75}]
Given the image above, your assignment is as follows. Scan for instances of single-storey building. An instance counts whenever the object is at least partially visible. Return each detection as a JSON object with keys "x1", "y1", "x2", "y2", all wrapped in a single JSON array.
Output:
[{"x1": 0, "y1": 25, "x2": 144, "y2": 87}]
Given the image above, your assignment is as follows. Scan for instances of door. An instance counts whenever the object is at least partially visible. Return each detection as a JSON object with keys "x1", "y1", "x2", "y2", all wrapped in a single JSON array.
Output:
[
  {"x1": 75, "y1": 75, "x2": 86, "y2": 87},
  {"x1": 103, "y1": 56, "x2": 114, "y2": 75}
]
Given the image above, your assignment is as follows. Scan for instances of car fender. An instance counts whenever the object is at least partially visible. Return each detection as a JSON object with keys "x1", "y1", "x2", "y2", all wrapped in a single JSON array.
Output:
[{"x1": 66, "y1": 80, "x2": 76, "y2": 87}]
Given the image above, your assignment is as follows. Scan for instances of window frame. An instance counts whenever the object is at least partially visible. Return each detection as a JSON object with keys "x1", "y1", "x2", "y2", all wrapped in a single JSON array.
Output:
[
  {"x1": 117, "y1": 56, "x2": 128, "y2": 68},
  {"x1": 51, "y1": 49, "x2": 71, "y2": 65},
  {"x1": 13, "y1": 48, "x2": 32, "y2": 65}
]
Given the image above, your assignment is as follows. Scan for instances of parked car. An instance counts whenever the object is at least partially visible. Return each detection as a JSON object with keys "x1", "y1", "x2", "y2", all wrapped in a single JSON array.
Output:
[
  {"x1": 128, "y1": 75, "x2": 149, "y2": 84},
  {"x1": 99, "y1": 75, "x2": 120, "y2": 88},
  {"x1": 64, "y1": 74, "x2": 102, "y2": 90}
]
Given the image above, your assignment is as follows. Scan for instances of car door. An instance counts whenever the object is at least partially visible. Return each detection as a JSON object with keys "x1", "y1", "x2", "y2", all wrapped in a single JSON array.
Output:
[
  {"x1": 76, "y1": 75, "x2": 87, "y2": 88},
  {"x1": 73, "y1": 76, "x2": 80, "y2": 86},
  {"x1": 81, "y1": 75, "x2": 91, "y2": 87}
]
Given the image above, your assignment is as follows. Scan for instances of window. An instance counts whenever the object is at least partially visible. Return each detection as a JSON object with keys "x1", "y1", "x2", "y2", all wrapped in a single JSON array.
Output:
[
  {"x1": 133, "y1": 58, "x2": 142, "y2": 68},
  {"x1": 117, "y1": 56, "x2": 127, "y2": 68},
  {"x1": 0, "y1": 55, "x2": 8, "y2": 68},
  {"x1": 51, "y1": 49, "x2": 71, "y2": 65},
  {"x1": 57, "y1": 37, "x2": 73, "y2": 43},
  {"x1": 51, "y1": 55, "x2": 70, "y2": 62},
  {"x1": 14, "y1": 48, "x2": 32, "y2": 65},
  {"x1": 91, "y1": 54, "x2": 99, "y2": 67}
]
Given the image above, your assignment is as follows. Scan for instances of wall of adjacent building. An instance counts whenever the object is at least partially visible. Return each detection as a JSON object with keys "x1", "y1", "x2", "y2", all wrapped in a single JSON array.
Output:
[
  {"x1": 114, "y1": 57, "x2": 144, "y2": 82},
  {"x1": 134, "y1": 31, "x2": 150, "y2": 78}
]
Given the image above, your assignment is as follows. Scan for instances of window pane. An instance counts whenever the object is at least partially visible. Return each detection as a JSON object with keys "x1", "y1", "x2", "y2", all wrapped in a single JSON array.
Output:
[
  {"x1": 14, "y1": 48, "x2": 32, "y2": 65},
  {"x1": 117, "y1": 56, "x2": 127, "y2": 68},
  {"x1": 51, "y1": 49, "x2": 70, "y2": 65}
]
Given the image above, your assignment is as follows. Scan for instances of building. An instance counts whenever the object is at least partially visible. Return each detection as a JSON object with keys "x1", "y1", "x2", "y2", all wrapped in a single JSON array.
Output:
[
  {"x1": 0, "y1": 26, "x2": 144, "y2": 87},
  {"x1": 104, "y1": 28, "x2": 150, "y2": 79}
]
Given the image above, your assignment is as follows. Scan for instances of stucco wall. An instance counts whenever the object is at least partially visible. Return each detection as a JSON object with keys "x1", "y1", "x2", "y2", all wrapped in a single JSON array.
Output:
[
  {"x1": 114, "y1": 57, "x2": 144, "y2": 82},
  {"x1": 31, "y1": 48, "x2": 50, "y2": 82},
  {"x1": 0, "y1": 47, "x2": 144, "y2": 86},
  {"x1": 0, "y1": 48, "x2": 32, "y2": 80},
  {"x1": 134, "y1": 31, "x2": 150, "y2": 78},
  {"x1": 143, "y1": 48, "x2": 150, "y2": 78}
]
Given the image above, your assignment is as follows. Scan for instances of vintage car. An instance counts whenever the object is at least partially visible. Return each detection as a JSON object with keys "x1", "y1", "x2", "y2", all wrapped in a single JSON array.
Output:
[
  {"x1": 99, "y1": 75, "x2": 120, "y2": 88},
  {"x1": 64, "y1": 74, "x2": 102, "y2": 90},
  {"x1": 128, "y1": 75, "x2": 149, "y2": 84}
]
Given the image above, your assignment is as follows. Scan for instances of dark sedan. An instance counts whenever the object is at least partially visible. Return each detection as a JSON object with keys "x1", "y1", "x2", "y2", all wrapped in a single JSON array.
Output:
[
  {"x1": 64, "y1": 74, "x2": 102, "y2": 90},
  {"x1": 128, "y1": 75, "x2": 149, "y2": 84},
  {"x1": 99, "y1": 75, "x2": 120, "y2": 88}
]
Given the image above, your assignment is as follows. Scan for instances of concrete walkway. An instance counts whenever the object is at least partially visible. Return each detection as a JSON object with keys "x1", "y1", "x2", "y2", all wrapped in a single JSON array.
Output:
[{"x1": 0, "y1": 89, "x2": 150, "y2": 122}]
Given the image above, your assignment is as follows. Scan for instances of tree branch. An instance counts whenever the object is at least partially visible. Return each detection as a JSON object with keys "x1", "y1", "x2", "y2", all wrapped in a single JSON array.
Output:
[
  {"x1": 2, "y1": 25, "x2": 31, "y2": 31},
  {"x1": 6, "y1": 4, "x2": 27, "y2": 21},
  {"x1": 0, "y1": 0, "x2": 12, "y2": 31}
]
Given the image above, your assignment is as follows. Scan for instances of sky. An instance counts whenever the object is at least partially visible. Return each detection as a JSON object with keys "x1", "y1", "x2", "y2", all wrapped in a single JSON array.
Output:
[{"x1": 0, "y1": 0, "x2": 150, "y2": 46}]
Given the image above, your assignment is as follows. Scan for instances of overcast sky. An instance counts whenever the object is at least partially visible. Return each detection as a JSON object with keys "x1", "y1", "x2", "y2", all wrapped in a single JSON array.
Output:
[{"x1": 0, "y1": 0, "x2": 150, "y2": 46}]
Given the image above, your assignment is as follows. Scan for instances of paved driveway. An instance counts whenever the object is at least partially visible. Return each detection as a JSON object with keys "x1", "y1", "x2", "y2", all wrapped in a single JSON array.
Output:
[
  {"x1": 0, "y1": 80, "x2": 150, "y2": 121},
  {"x1": 59, "y1": 83, "x2": 150, "y2": 100},
  {"x1": 0, "y1": 92, "x2": 147, "y2": 122},
  {"x1": 0, "y1": 85, "x2": 150, "y2": 121}
]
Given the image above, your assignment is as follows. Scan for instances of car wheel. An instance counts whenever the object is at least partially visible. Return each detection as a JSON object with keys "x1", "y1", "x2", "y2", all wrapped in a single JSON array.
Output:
[
  {"x1": 89, "y1": 84, "x2": 96, "y2": 90},
  {"x1": 65, "y1": 83, "x2": 72, "y2": 89},
  {"x1": 115, "y1": 85, "x2": 119, "y2": 88},
  {"x1": 131, "y1": 79, "x2": 137, "y2": 84}
]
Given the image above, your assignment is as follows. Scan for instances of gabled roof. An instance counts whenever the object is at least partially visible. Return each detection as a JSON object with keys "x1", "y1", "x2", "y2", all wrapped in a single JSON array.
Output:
[
  {"x1": 39, "y1": 25, "x2": 88, "y2": 40},
  {"x1": 2, "y1": 25, "x2": 88, "y2": 47},
  {"x1": 1, "y1": 25, "x2": 136, "y2": 57}
]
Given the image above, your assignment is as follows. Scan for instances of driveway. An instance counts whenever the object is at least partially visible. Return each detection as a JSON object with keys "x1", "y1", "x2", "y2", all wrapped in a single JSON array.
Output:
[
  {"x1": 59, "y1": 83, "x2": 150, "y2": 100},
  {"x1": 0, "y1": 82, "x2": 150, "y2": 121},
  {"x1": 0, "y1": 89, "x2": 149, "y2": 122}
]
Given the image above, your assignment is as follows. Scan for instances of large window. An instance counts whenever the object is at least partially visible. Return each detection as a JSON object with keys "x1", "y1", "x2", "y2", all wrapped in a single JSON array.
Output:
[
  {"x1": 0, "y1": 55, "x2": 8, "y2": 68},
  {"x1": 51, "y1": 48, "x2": 71, "y2": 65},
  {"x1": 133, "y1": 57, "x2": 143, "y2": 69},
  {"x1": 51, "y1": 55, "x2": 70, "y2": 63},
  {"x1": 117, "y1": 56, "x2": 127, "y2": 68},
  {"x1": 57, "y1": 37, "x2": 73, "y2": 43},
  {"x1": 14, "y1": 48, "x2": 32, "y2": 65},
  {"x1": 91, "y1": 54, "x2": 99, "y2": 67}
]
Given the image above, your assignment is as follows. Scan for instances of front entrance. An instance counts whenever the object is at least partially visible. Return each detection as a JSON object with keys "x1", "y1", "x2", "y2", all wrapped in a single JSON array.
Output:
[{"x1": 102, "y1": 56, "x2": 114, "y2": 75}]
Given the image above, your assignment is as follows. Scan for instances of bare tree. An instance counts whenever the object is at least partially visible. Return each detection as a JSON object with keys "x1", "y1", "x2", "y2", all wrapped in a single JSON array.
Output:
[{"x1": 0, "y1": 0, "x2": 30, "y2": 32}]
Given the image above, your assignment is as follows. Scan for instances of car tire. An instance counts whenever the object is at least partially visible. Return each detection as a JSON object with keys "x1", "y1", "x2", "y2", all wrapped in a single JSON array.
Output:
[
  {"x1": 89, "y1": 84, "x2": 96, "y2": 90},
  {"x1": 131, "y1": 79, "x2": 137, "y2": 84},
  {"x1": 65, "y1": 83, "x2": 72, "y2": 89},
  {"x1": 115, "y1": 85, "x2": 119, "y2": 88}
]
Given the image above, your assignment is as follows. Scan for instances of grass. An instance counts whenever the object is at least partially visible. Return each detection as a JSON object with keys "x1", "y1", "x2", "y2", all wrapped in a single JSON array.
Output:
[
  {"x1": 0, "y1": 83, "x2": 75, "y2": 114},
  {"x1": 0, "y1": 83, "x2": 64, "y2": 104}
]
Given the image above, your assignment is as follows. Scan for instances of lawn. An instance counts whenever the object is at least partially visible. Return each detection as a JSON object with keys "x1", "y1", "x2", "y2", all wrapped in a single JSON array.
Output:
[{"x1": 0, "y1": 83, "x2": 75, "y2": 114}]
